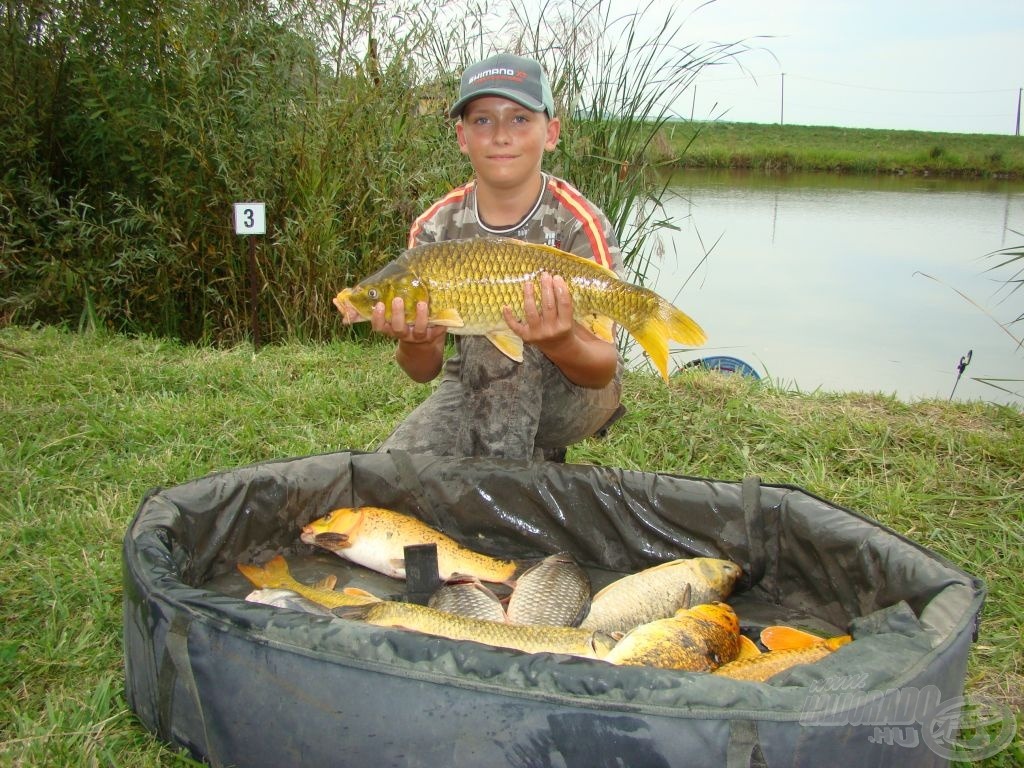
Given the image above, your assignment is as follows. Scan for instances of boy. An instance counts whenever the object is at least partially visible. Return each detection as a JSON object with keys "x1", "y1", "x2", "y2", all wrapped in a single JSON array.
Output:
[{"x1": 355, "y1": 53, "x2": 624, "y2": 460}]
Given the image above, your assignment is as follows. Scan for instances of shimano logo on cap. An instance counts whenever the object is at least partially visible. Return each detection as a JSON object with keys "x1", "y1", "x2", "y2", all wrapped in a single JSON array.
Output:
[{"x1": 468, "y1": 67, "x2": 521, "y2": 84}]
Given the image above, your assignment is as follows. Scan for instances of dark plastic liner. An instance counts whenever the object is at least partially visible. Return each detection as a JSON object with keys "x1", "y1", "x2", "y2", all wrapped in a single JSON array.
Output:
[{"x1": 123, "y1": 450, "x2": 984, "y2": 767}]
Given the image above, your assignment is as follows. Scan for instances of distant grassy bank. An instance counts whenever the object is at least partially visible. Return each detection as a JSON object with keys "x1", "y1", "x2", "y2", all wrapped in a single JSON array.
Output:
[{"x1": 657, "y1": 121, "x2": 1024, "y2": 178}]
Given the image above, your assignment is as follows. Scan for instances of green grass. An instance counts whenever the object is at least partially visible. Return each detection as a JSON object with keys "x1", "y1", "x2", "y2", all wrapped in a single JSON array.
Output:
[
  {"x1": 658, "y1": 121, "x2": 1024, "y2": 178},
  {"x1": 1, "y1": 325, "x2": 1021, "y2": 766}
]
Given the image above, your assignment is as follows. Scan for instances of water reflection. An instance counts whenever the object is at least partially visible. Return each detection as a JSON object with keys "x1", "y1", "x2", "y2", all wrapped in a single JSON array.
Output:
[{"x1": 645, "y1": 170, "x2": 1024, "y2": 406}]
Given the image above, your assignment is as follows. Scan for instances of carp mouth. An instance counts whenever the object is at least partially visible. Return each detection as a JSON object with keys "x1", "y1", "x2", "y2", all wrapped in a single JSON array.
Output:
[{"x1": 333, "y1": 289, "x2": 369, "y2": 322}]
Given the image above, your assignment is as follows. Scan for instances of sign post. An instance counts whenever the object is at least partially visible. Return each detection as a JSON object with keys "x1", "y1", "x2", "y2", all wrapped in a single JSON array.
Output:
[{"x1": 233, "y1": 202, "x2": 266, "y2": 347}]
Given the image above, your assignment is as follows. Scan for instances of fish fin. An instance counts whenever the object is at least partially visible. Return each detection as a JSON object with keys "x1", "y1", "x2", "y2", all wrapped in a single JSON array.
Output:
[
  {"x1": 443, "y1": 572, "x2": 481, "y2": 586},
  {"x1": 341, "y1": 587, "x2": 382, "y2": 602},
  {"x1": 629, "y1": 300, "x2": 707, "y2": 382},
  {"x1": 430, "y1": 307, "x2": 465, "y2": 327},
  {"x1": 582, "y1": 314, "x2": 616, "y2": 343},
  {"x1": 825, "y1": 634, "x2": 854, "y2": 651},
  {"x1": 390, "y1": 558, "x2": 407, "y2": 574},
  {"x1": 237, "y1": 555, "x2": 291, "y2": 589},
  {"x1": 760, "y1": 626, "x2": 826, "y2": 651},
  {"x1": 681, "y1": 583, "x2": 693, "y2": 608},
  {"x1": 313, "y1": 532, "x2": 350, "y2": 549},
  {"x1": 738, "y1": 635, "x2": 762, "y2": 659},
  {"x1": 525, "y1": 241, "x2": 620, "y2": 279},
  {"x1": 313, "y1": 574, "x2": 338, "y2": 590},
  {"x1": 332, "y1": 604, "x2": 374, "y2": 621},
  {"x1": 485, "y1": 329, "x2": 524, "y2": 362}
]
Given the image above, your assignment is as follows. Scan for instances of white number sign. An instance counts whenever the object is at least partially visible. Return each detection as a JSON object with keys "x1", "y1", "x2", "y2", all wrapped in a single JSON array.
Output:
[{"x1": 233, "y1": 202, "x2": 266, "y2": 235}]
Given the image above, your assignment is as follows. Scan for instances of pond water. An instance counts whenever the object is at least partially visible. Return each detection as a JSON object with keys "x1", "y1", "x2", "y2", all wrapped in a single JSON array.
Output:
[{"x1": 643, "y1": 170, "x2": 1024, "y2": 407}]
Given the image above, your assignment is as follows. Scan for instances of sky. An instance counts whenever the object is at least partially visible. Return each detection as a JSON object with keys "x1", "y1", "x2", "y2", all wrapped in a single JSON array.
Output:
[{"x1": 617, "y1": 0, "x2": 1024, "y2": 135}]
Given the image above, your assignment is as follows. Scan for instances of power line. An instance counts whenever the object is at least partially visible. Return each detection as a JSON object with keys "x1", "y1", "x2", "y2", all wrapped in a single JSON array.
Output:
[{"x1": 694, "y1": 71, "x2": 1019, "y2": 96}]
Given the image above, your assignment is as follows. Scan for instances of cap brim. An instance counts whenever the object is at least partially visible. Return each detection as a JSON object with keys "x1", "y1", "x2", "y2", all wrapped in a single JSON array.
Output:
[{"x1": 449, "y1": 89, "x2": 546, "y2": 118}]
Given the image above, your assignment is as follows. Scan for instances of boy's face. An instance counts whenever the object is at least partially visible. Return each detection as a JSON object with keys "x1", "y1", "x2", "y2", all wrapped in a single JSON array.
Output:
[{"x1": 456, "y1": 96, "x2": 560, "y2": 192}]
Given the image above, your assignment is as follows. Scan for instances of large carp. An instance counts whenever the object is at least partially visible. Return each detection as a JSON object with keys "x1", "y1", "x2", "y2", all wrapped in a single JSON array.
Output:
[
  {"x1": 333, "y1": 237, "x2": 706, "y2": 381},
  {"x1": 300, "y1": 506, "x2": 518, "y2": 583},
  {"x1": 335, "y1": 601, "x2": 616, "y2": 659}
]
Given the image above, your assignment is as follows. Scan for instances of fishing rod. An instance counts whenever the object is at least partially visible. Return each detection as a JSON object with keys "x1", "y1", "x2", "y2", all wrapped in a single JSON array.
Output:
[{"x1": 948, "y1": 350, "x2": 973, "y2": 401}]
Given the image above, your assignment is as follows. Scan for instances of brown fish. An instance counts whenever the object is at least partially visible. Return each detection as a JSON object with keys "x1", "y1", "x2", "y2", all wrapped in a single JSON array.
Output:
[
  {"x1": 506, "y1": 552, "x2": 591, "y2": 627},
  {"x1": 581, "y1": 558, "x2": 742, "y2": 633},
  {"x1": 713, "y1": 626, "x2": 853, "y2": 682},
  {"x1": 428, "y1": 576, "x2": 507, "y2": 623},
  {"x1": 335, "y1": 601, "x2": 616, "y2": 659},
  {"x1": 300, "y1": 506, "x2": 517, "y2": 583},
  {"x1": 603, "y1": 602, "x2": 742, "y2": 671}
]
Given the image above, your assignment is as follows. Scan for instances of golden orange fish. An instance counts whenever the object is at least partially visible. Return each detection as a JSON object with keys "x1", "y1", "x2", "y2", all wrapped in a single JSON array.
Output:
[
  {"x1": 713, "y1": 626, "x2": 853, "y2": 682},
  {"x1": 602, "y1": 602, "x2": 742, "y2": 671},
  {"x1": 333, "y1": 237, "x2": 706, "y2": 382},
  {"x1": 300, "y1": 506, "x2": 517, "y2": 583}
]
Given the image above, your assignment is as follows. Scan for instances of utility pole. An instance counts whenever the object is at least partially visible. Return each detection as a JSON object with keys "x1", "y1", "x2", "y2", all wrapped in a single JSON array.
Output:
[
  {"x1": 1016, "y1": 87, "x2": 1021, "y2": 136},
  {"x1": 780, "y1": 73, "x2": 785, "y2": 125}
]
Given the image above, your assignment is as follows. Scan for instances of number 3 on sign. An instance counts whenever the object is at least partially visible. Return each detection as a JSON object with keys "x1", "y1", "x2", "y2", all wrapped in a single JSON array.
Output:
[{"x1": 233, "y1": 202, "x2": 266, "y2": 235}]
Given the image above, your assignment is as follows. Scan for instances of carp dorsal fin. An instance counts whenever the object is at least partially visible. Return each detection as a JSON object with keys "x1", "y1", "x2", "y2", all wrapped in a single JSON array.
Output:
[
  {"x1": 341, "y1": 587, "x2": 382, "y2": 602},
  {"x1": 485, "y1": 329, "x2": 525, "y2": 362},
  {"x1": 431, "y1": 308, "x2": 465, "y2": 327},
  {"x1": 514, "y1": 239, "x2": 620, "y2": 280}
]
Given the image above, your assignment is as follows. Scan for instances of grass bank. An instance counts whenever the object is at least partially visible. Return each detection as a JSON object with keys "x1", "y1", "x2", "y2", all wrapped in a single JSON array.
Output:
[
  {"x1": 1, "y1": 325, "x2": 1021, "y2": 766},
  {"x1": 658, "y1": 121, "x2": 1024, "y2": 178}
]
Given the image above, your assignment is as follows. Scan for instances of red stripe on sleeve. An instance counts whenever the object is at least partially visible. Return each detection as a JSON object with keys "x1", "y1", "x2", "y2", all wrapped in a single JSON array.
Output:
[
  {"x1": 547, "y1": 179, "x2": 614, "y2": 269},
  {"x1": 408, "y1": 182, "x2": 474, "y2": 248}
]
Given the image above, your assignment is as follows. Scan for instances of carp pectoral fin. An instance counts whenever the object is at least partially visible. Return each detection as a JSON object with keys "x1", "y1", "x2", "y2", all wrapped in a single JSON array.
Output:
[
  {"x1": 314, "y1": 532, "x2": 351, "y2": 549},
  {"x1": 738, "y1": 635, "x2": 762, "y2": 659},
  {"x1": 760, "y1": 625, "x2": 825, "y2": 651},
  {"x1": 583, "y1": 314, "x2": 616, "y2": 343},
  {"x1": 313, "y1": 574, "x2": 339, "y2": 590},
  {"x1": 430, "y1": 308, "x2": 465, "y2": 327},
  {"x1": 485, "y1": 329, "x2": 525, "y2": 362}
]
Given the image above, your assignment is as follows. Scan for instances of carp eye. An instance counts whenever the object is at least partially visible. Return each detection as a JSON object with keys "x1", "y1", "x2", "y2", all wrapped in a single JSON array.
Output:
[{"x1": 367, "y1": 288, "x2": 380, "y2": 300}]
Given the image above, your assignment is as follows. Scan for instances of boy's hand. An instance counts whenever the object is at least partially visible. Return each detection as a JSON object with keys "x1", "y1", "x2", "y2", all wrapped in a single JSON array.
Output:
[
  {"x1": 502, "y1": 272, "x2": 575, "y2": 346},
  {"x1": 372, "y1": 297, "x2": 446, "y2": 346}
]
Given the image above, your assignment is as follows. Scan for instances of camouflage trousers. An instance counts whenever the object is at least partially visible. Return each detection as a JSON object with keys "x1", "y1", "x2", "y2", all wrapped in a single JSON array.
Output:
[{"x1": 379, "y1": 336, "x2": 623, "y2": 461}]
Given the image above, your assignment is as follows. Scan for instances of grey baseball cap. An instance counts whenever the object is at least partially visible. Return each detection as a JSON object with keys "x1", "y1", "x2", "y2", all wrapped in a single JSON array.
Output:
[{"x1": 448, "y1": 54, "x2": 555, "y2": 119}]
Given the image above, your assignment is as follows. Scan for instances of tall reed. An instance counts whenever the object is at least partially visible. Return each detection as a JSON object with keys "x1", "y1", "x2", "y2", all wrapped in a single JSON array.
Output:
[{"x1": 0, "y1": 0, "x2": 743, "y2": 344}]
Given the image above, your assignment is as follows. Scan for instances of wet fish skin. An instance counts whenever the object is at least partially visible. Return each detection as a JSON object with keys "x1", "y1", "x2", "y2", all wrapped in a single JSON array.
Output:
[
  {"x1": 713, "y1": 645, "x2": 833, "y2": 681},
  {"x1": 580, "y1": 557, "x2": 742, "y2": 633},
  {"x1": 603, "y1": 602, "x2": 742, "y2": 671},
  {"x1": 506, "y1": 552, "x2": 591, "y2": 627},
  {"x1": 333, "y1": 237, "x2": 706, "y2": 382},
  {"x1": 245, "y1": 588, "x2": 334, "y2": 616},
  {"x1": 428, "y1": 576, "x2": 507, "y2": 623},
  {"x1": 713, "y1": 626, "x2": 853, "y2": 682},
  {"x1": 335, "y1": 600, "x2": 616, "y2": 659},
  {"x1": 300, "y1": 506, "x2": 518, "y2": 583},
  {"x1": 237, "y1": 555, "x2": 381, "y2": 610}
]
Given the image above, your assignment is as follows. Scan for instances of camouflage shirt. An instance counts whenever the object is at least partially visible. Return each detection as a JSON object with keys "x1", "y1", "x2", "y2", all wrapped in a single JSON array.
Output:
[
  {"x1": 379, "y1": 173, "x2": 625, "y2": 460},
  {"x1": 408, "y1": 174, "x2": 623, "y2": 276}
]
